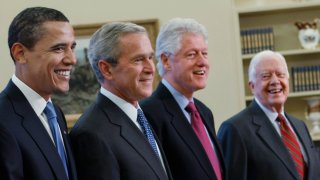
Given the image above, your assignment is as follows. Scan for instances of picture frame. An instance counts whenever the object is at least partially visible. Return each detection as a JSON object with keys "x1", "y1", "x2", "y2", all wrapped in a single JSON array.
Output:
[{"x1": 52, "y1": 19, "x2": 160, "y2": 129}]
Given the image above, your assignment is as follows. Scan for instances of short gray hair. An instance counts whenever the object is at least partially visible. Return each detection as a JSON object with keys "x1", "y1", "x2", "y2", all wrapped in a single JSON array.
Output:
[
  {"x1": 156, "y1": 18, "x2": 208, "y2": 76},
  {"x1": 248, "y1": 50, "x2": 288, "y2": 83},
  {"x1": 87, "y1": 22, "x2": 147, "y2": 83}
]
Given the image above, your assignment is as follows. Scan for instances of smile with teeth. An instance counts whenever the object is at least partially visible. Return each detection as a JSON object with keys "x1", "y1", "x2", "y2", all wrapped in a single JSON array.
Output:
[
  {"x1": 55, "y1": 70, "x2": 71, "y2": 77},
  {"x1": 268, "y1": 88, "x2": 282, "y2": 94},
  {"x1": 194, "y1": 70, "x2": 205, "y2": 75}
]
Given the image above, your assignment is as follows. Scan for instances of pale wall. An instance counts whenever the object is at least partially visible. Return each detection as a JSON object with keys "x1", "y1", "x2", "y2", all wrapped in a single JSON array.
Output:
[{"x1": 0, "y1": 0, "x2": 245, "y2": 128}]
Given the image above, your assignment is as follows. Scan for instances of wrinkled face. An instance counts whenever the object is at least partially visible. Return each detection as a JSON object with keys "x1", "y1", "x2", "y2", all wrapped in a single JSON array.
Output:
[
  {"x1": 249, "y1": 56, "x2": 289, "y2": 112},
  {"x1": 15, "y1": 21, "x2": 76, "y2": 100},
  {"x1": 163, "y1": 32, "x2": 209, "y2": 98},
  {"x1": 108, "y1": 33, "x2": 155, "y2": 105}
]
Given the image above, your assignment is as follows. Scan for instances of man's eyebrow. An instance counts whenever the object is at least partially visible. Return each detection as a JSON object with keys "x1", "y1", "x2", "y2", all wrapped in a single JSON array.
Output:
[{"x1": 50, "y1": 43, "x2": 67, "y2": 49}]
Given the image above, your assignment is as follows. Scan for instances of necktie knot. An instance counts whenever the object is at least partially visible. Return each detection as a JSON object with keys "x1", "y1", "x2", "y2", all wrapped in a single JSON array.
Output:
[
  {"x1": 185, "y1": 102, "x2": 197, "y2": 113},
  {"x1": 137, "y1": 109, "x2": 148, "y2": 126},
  {"x1": 276, "y1": 113, "x2": 286, "y2": 123},
  {"x1": 44, "y1": 102, "x2": 57, "y2": 120}
]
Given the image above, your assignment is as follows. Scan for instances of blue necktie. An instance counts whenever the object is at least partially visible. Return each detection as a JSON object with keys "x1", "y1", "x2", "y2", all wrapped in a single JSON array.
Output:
[
  {"x1": 137, "y1": 109, "x2": 160, "y2": 158},
  {"x1": 44, "y1": 102, "x2": 69, "y2": 178}
]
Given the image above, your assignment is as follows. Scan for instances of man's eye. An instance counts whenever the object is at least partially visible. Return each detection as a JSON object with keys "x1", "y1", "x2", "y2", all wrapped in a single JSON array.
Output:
[
  {"x1": 71, "y1": 44, "x2": 77, "y2": 51},
  {"x1": 148, "y1": 54, "x2": 154, "y2": 61},
  {"x1": 187, "y1": 53, "x2": 196, "y2": 59},
  {"x1": 52, "y1": 46, "x2": 65, "y2": 53},
  {"x1": 202, "y1": 51, "x2": 208, "y2": 58},
  {"x1": 134, "y1": 57, "x2": 144, "y2": 63},
  {"x1": 261, "y1": 74, "x2": 271, "y2": 79}
]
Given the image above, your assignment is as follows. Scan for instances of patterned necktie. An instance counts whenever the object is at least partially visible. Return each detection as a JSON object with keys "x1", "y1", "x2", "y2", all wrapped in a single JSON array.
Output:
[
  {"x1": 277, "y1": 114, "x2": 305, "y2": 180},
  {"x1": 137, "y1": 109, "x2": 160, "y2": 158},
  {"x1": 185, "y1": 102, "x2": 222, "y2": 180},
  {"x1": 44, "y1": 102, "x2": 69, "y2": 178}
]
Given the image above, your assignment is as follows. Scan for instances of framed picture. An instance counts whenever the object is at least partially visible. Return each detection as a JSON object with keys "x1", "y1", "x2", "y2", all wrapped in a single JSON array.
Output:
[{"x1": 52, "y1": 19, "x2": 160, "y2": 129}]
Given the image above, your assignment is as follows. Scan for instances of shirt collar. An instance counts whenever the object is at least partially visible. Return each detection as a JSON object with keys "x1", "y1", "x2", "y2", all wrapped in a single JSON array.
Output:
[
  {"x1": 12, "y1": 75, "x2": 48, "y2": 116},
  {"x1": 100, "y1": 87, "x2": 138, "y2": 122},
  {"x1": 254, "y1": 97, "x2": 285, "y2": 122},
  {"x1": 162, "y1": 79, "x2": 191, "y2": 109}
]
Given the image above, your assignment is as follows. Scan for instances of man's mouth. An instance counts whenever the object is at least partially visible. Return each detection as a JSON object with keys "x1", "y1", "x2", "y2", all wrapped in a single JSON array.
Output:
[
  {"x1": 194, "y1": 70, "x2": 205, "y2": 75},
  {"x1": 268, "y1": 88, "x2": 282, "y2": 94},
  {"x1": 55, "y1": 70, "x2": 71, "y2": 77}
]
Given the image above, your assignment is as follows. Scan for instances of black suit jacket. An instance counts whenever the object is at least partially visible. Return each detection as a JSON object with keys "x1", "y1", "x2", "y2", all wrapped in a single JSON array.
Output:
[
  {"x1": 218, "y1": 100, "x2": 320, "y2": 180},
  {"x1": 70, "y1": 93, "x2": 172, "y2": 180},
  {"x1": 140, "y1": 82, "x2": 226, "y2": 180},
  {"x1": 0, "y1": 80, "x2": 77, "y2": 180}
]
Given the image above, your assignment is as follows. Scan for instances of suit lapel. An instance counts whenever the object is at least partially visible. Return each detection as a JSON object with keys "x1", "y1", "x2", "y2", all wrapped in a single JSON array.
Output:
[
  {"x1": 250, "y1": 101, "x2": 299, "y2": 179},
  {"x1": 155, "y1": 84, "x2": 216, "y2": 179},
  {"x1": 5, "y1": 81, "x2": 68, "y2": 180},
  {"x1": 96, "y1": 94, "x2": 167, "y2": 179}
]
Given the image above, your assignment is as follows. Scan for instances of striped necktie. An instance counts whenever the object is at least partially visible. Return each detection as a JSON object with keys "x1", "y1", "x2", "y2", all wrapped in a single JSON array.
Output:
[{"x1": 277, "y1": 114, "x2": 305, "y2": 180}]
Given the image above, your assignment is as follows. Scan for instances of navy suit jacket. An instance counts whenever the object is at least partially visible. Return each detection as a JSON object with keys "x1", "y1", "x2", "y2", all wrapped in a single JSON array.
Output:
[
  {"x1": 70, "y1": 93, "x2": 172, "y2": 180},
  {"x1": 0, "y1": 80, "x2": 77, "y2": 180},
  {"x1": 140, "y1": 82, "x2": 226, "y2": 180},
  {"x1": 218, "y1": 100, "x2": 320, "y2": 180}
]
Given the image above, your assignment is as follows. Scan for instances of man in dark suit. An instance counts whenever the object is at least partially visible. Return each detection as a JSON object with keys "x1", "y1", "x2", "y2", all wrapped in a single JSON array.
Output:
[
  {"x1": 70, "y1": 22, "x2": 172, "y2": 180},
  {"x1": 140, "y1": 18, "x2": 225, "y2": 180},
  {"x1": 0, "y1": 7, "x2": 77, "y2": 180},
  {"x1": 218, "y1": 50, "x2": 320, "y2": 180}
]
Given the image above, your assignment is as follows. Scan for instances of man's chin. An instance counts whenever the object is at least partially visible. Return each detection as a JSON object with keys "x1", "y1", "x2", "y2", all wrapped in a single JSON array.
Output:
[{"x1": 139, "y1": 91, "x2": 153, "y2": 99}]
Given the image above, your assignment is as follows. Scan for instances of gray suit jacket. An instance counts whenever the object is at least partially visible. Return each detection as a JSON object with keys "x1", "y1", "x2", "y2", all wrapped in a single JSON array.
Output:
[
  {"x1": 218, "y1": 100, "x2": 320, "y2": 180},
  {"x1": 70, "y1": 93, "x2": 172, "y2": 180}
]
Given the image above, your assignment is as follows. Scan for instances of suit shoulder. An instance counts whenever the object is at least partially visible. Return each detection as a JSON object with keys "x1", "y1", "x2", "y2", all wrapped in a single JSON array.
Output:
[
  {"x1": 0, "y1": 91, "x2": 12, "y2": 110},
  {"x1": 140, "y1": 96, "x2": 162, "y2": 111},
  {"x1": 0, "y1": 96, "x2": 20, "y2": 129},
  {"x1": 140, "y1": 95, "x2": 161, "y2": 105},
  {"x1": 70, "y1": 103, "x2": 104, "y2": 135},
  {"x1": 222, "y1": 107, "x2": 252, "y2": 126},
  {"x1": 218, "y1": 108, "x2": 253, "y2": 143}
]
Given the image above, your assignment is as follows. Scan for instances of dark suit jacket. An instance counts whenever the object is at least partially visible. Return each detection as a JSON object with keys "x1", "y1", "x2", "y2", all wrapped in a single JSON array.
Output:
[
  {"x1": 70, "y1": 93, "x2": 172, "y2": 180},
  {"x1": 218, "y1": 100, "x2": 320, "y2": 180},
  {"x1": 0, "y1": 80, "x2": 77, "y2": 180},
  {"x1": 140, "y1": 82, "x2": 226, "y2": 180}
]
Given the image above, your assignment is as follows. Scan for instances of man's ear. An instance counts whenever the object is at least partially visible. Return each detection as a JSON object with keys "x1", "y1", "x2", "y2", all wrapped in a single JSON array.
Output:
[
  {"x1": 98, "y1": 60, "x2": 114, "y2": 80},
  {"x1": 248, "y1": 81, "x2": 254, "y2": 94},
  {"x1": 11, "y1": 43, "x2": 27, "y2": 64},
  {"x1": 161, "y1": 53, "x2": 171, "y2": 71}
]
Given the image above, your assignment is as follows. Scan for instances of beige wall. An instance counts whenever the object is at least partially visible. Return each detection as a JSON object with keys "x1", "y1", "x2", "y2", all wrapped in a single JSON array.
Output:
[{"x1": 0, "y1": 0, "x2": 245, "y2": 128}]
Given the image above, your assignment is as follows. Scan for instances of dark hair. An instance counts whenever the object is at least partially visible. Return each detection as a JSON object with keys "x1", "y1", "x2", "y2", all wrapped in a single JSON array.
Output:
[{"x1": 8, "y1": 7, "x2": 69, "y2": 61}]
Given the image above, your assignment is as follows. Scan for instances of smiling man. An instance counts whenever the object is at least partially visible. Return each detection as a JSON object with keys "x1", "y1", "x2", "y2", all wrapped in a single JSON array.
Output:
[
  {"x1": 70, "y1": 22, "x2": 172, "y2": 180},
  {"x1": 0, "y1": 7, "x2": 77, "y2": 180},
  {"x1": 218, "y1": 50, "x2": 320, "y2": 180},
  {"x1": 140, "y1": 18, "x2": 226, "y2": 180}
]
